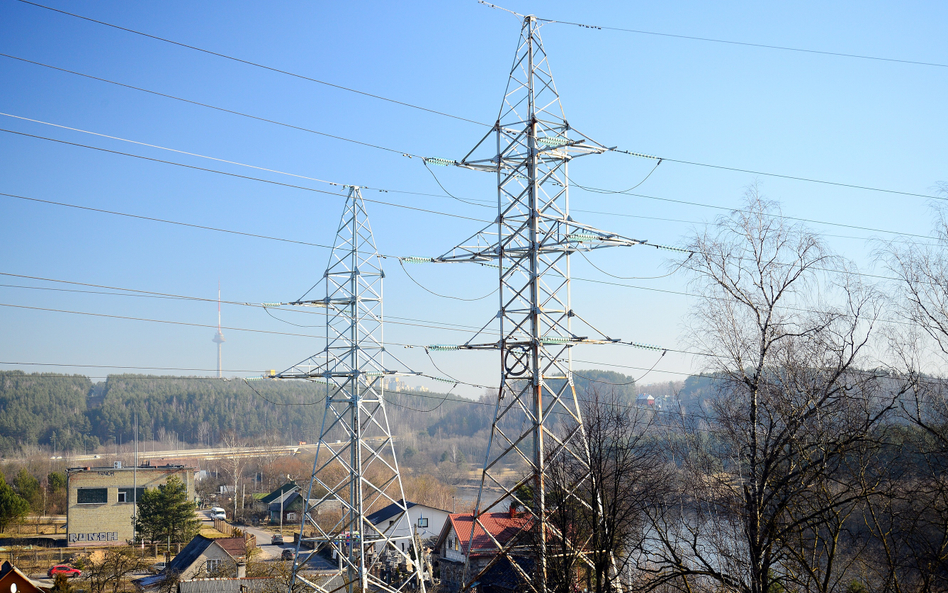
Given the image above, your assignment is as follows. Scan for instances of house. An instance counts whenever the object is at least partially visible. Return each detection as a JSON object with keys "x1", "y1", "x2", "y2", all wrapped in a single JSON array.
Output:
[
  {"x1": 434, "y1": 507, "x2": 532, "y2": 593},
  {"x1": 636, "y1": 393, "x2": 655, "y2": 407},
  {"x1": 364, "y1": 499, "x2": 450, "y2": 555},
  {"x1": 475, "y1": 556, "x2": 534, "y2": 593},
  {"x1": 133, "y1": 536, "x2": 247, "y2": 592},
  {"x1": 257, "y1": 482, "x2": 299, "y2": 524},
  {"x1": 0, "y1": 561, "x2": 45, "y2": 593}
]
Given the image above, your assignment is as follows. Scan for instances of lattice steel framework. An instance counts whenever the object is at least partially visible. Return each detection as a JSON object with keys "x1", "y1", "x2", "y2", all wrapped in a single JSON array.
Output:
[
  {"x1": 433, "y1": 16, "x2": 643, "y2": 593},
  {"x1": 270, "y1": 187, "x2": 425, "y2": 593}
]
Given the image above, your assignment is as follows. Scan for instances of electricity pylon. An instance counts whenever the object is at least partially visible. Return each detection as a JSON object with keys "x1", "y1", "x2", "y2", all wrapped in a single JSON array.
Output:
[
  {"x1": 267, "y1": 186, "x2": 425, "y2": 593},
  {"x1": 432, "y1": 15, "x2": 644, "y2": 593}
]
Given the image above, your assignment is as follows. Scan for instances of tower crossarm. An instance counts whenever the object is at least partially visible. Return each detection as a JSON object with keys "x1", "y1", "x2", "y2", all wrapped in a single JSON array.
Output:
[
  {"x1": 430, "y1": 218, "x2": 647, "y2": 264},
  {"x1": 453, "y1": 121, "x2": 610, "y2": 174}
]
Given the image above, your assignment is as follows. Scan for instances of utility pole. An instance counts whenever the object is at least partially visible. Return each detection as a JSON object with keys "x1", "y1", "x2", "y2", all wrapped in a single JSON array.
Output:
[
  {"x1": 429, "y1": 15, "x2": 645, "y2": 593},
  {"x1": 265, "y1": 187, "x2": 424, "y2": 593}
]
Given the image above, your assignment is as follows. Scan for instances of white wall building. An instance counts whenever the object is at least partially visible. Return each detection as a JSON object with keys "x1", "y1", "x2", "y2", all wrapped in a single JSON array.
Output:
[{"x1": 365, "y1": 500, "x2": 450, "y2": 555}]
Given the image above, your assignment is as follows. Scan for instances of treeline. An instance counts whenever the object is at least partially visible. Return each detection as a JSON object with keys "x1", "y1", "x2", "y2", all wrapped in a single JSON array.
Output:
[{"x1": 0, "y1": 369, "x2": 645, "y2": 458}]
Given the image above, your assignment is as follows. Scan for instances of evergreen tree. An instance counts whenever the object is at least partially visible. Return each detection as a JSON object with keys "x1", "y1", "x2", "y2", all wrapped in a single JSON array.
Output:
[
  {"x1": 0, "y1": 473, "x2": 29, "y2": 532},
  {"x1": 135, "y1": 476, "x2": 199, "y2": 543},
  {"x1": 13, "y1": 468, "x2": 41, "y2": 511},
  {"x1": 52, "y1": 573, "x2": 74, "y2": 593}
]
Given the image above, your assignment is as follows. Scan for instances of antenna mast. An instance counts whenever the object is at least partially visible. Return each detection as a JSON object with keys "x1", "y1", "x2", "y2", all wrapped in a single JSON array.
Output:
[{"x1": 213, "y1": 283, "x2": 224, "y2": 379}]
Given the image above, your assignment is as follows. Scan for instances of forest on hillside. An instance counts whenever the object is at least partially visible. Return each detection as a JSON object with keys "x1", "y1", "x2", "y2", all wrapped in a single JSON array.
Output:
[{"x1": 0, "y1": 368, "x2": 651, "y2": 458}]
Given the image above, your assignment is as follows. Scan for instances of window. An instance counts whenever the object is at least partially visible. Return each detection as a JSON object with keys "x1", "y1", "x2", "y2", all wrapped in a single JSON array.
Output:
[
  {"x1": 77, "y1": 488, "x2": 107, "y2": 504},
  {"x1": 118, "y1": 487, "x2": 145, "y2": 503},
  {"x1": 206, "y1": 559, "x2": 221, "y2": 574},
  {"x1": 417, "y1": 517, "x2": 428, "y2": 528}
]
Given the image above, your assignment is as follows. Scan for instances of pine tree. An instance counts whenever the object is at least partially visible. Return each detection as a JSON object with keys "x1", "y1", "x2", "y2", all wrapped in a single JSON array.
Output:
[
  {"x1": 0, "y1": 473, "x2": 29, "y2": 532},
  {"x1": 135, "y1": 476, "x2": 199, "y2": 543}
]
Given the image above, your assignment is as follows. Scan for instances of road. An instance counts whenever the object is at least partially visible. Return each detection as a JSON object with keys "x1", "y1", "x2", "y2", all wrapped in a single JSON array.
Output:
[{"x1": 199, "y1": 509, "x2": 289, "y2": 562}]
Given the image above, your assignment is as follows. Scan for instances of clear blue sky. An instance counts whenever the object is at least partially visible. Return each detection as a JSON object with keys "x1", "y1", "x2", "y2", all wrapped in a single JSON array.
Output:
[{"x1": 1, "y1": 0, "x2": 945, "y2": 396}]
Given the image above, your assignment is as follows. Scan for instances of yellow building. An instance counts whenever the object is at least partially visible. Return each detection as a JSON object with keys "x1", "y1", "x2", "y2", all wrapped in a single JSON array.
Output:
[{"x1": 67, "y1": 462, "x2": 195, "y2": 547}]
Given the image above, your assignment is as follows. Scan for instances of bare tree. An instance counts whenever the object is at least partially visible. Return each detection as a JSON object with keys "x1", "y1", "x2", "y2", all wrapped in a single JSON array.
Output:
[
  {"x1": 880, "y1": 190, "x2": 948, "y2": 591},
  {"x1": 646, "y1": 191, "x2": 890, "y2": 593},
  {"x1": 220, "y1": 430, "x2": 249, "y2": 519},
  {"x1": 538, "y1": 388, "x2": 670, "y2": 593},
  {"x1": 82, "y1": 548, "x2": 146, "y2": 593}
]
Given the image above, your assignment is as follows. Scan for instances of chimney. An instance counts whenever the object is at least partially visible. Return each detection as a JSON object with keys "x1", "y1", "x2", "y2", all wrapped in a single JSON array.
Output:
[
  {"x1": 509, "y1": 502, "x2": 517, "y2": 518},
  {"x1": 236, "y1": 562, "x2": 246, "y2": 579}
]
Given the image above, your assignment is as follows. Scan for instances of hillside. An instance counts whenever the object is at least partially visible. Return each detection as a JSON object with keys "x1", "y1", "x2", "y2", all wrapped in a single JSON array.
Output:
[{"x1": 0, "y1": 369, "x2": 645, "y2": 458}]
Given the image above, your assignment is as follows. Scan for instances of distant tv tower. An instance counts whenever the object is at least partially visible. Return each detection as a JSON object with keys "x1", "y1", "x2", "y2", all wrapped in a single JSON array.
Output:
[{"x1": 212, "y1": 284, "x2": 224, "y2": 378}]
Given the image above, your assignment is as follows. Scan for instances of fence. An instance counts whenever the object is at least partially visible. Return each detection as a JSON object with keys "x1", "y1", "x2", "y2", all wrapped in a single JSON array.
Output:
[{"x1": 212, "y1": 519, "x2": 256, "y2": 552}]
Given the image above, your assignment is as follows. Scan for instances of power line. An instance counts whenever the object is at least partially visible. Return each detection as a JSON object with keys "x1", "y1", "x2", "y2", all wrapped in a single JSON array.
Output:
[
  {"x1": 0, "y1": 111, "x2": 498, "y2": 213},
  {"x1": 534, "y1": 13, "x2": 948, "y2": 70},
  {"x1": 0, "y1": 111, "x2": 416, "y2": 184},
  {"x1": 0, "y1": 302, "x2": 323, "y2": 340},
  {"x1": 4, "y1": 55, "x2": 938, "y2": 243},
  {"x1": 397, "y1": 259, "x2": 497, "y2": 301},
  {"x1": 1, "y1": 183, "x2": 929, "y2": 289},
  {"x1": 0, "y1": 122, "x2": 930, "y2": 288},
  {"x1": 570, "y1": 182, "x2": 939, "y2": 242},
  {"x1": 4, "y1": 270, "x2": 912, "y2": 366},
  {"x1": 8, "y1": 55, "x2": 936, "y2": 248},
  {"x1": 611, "y1": 149, "x2": 944, "y2": 202},
  {"x1": 0, "y1": 360, "x2": 263, "y2": 373},
  {"x1": 0, "y1": 270, "x2": 504, "y2": 335},
  {"x1": 1, "y1": 51, "x2": 429, "y2": 158},
  {"x1": 0, "y1": 184, "x2": 914, "y2": 306},
  {"x1": 14, "y1": 0, "x2": 490, "y2": 127},
  {"x1": 0, "y1": 184, "x2": 915, "y2": 298},
  {"x1": 0, "y1": 279, "x2": 502, "y2": 337},
  {"x1": 6, "y1": 34, "x2": 940, "y2": 213},
  {"x1": 0, "y1": 129, "x2": 492, "y2": 224},
  {"x1": 0, "y1": 191, "x2": 336, "y2": 249}
]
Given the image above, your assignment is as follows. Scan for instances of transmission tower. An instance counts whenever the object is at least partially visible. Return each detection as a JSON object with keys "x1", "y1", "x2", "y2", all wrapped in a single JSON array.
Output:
[
  {"x1": 431, "y1": 15, "x2": 644, "y2": 592},
  {"x1": 267, "y1": 186, "x2": 425, "y2": 593}
]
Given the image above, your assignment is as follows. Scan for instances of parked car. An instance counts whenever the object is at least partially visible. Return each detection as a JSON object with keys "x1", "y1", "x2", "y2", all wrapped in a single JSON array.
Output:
[
  {"x1": 48, "y1": 565, "x2": 82, "y2": 578},
  {"x1": 281, "y1": 549, "x2": 295, "y2": 561},
  {"x1": 271, "y1": 534, "x2": 284, "y2": 545},
  {"x1": 213, "y1": 512, "x2": 227, "y2": 520},
  {"x1": 210, "y1": 507, "x2": 226, "y2": 514}
]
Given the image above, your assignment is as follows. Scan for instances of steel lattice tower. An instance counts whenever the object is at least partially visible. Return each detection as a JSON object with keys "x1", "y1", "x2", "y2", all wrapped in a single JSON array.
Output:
[
  {"x1": 433, "y1": 15, "x2": 643, "y2": 592},
  {"x1": 269, "y1": 186, "x2": 425, "y2": 593}
]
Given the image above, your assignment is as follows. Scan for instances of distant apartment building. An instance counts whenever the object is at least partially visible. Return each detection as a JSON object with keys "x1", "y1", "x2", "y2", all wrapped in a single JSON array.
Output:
[{"x1": 67, "y1": 462, "x2": 195, "y2": 546}]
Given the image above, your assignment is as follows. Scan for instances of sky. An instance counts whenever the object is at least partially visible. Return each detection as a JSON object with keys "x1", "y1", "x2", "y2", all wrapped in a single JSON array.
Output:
[{"x1": 0, "y1": 0, "x2": 946, "y2": 397}]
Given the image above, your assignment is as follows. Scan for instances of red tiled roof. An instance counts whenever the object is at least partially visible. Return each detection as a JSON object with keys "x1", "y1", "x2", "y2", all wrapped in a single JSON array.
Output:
[{"x1": 447, "y1": 512, "x2": 532, "y2": 555}]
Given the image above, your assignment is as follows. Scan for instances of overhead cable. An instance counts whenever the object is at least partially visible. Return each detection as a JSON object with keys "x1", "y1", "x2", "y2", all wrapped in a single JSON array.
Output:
[
  {"x1": 534, "y1": 13, "x2": 948, "y2": 70},
  {"x1": 612, "y1": 149, "x2": 944, "y2": 202},
  {"x1": 4, "y1": 57, "x2": 938, "y2": 242},
  {"x1": 14, "y1": 0, "x2": 490, "y2": 127},
  {"x1": 0, "y1": 53, "x2": 429, "y2": 158},
  {"x1": 0, "y1": 129, "x2": 491, "y2": 224}
]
